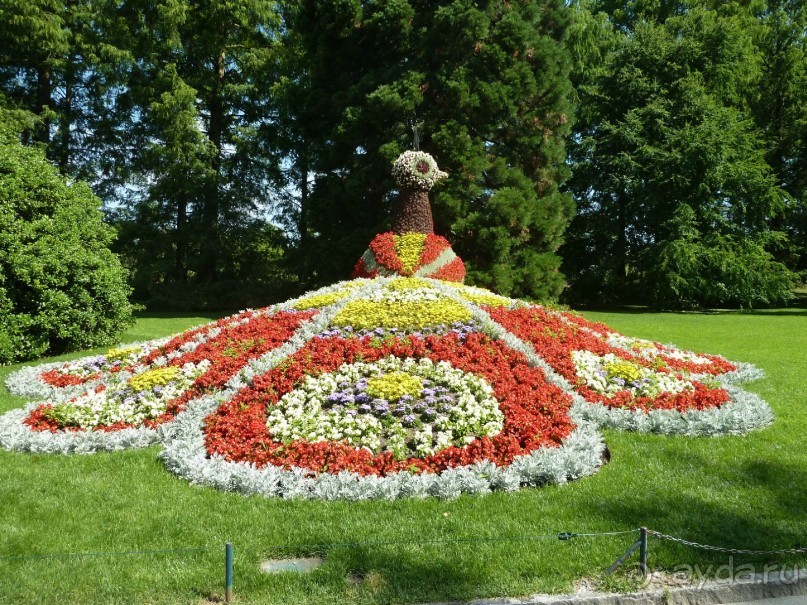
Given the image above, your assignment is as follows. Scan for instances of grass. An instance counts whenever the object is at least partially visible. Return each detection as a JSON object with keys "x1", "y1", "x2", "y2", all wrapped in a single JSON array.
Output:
[{"x1": 1, "y1": 308, "x2": 806, "y2": 604}]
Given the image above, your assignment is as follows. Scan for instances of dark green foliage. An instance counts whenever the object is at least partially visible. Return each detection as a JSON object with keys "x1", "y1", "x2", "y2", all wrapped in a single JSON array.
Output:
[
  {"x1": 645, "y1": 205, "x2": 795, "y2": 309},
  {"x1": 563, "y1": 1, "x2": 797, "y2": 308},
  {"x1": 752, "y1": 0, "x2": 807, "y2": 279},
  {"x1": 288, "y1": 0, "x2": 575, "y2": 300},
  {"x1": 99, "y1": 0, "x2": 297, "y2": 307},
  {"x1": 1, "y1": 0, "x2": 805, "y2": 313},
  {"x1": 0, "y1": 115, "x2": 135, "y2": 364}
]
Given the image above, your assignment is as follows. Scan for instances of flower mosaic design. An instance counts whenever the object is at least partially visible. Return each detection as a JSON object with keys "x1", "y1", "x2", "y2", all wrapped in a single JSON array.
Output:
[
  {"x1": 1, "y1": 275, "x2": 772, "y2": 498},
  {"x1": 265, "y1": 356, "x2": 504, "y2": 459},
  {"x1": 391, "y1": 150, "x2": 448, "y2": 191}
]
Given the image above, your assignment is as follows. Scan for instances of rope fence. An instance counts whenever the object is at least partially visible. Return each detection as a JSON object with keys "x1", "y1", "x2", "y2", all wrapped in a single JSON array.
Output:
[{"x1": 2, "y1": 527, "x2": 805, "y2": 602}]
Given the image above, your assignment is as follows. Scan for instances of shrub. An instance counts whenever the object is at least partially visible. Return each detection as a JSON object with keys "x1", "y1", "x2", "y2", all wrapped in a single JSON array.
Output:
[
  {"x1": 642, "y1": 206, "x2": 796, "y2": 310},
  {"x1": 0, "y1": 122, "x2": 135, "y2": 364}
]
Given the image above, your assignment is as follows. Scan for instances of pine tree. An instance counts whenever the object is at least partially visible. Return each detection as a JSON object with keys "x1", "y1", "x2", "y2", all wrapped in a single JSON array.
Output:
[{"x1": 286, "y1": 0, "x2": 575, "y2": 299}]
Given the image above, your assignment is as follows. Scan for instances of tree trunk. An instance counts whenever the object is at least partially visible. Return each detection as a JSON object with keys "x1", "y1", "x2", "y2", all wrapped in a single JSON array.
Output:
[
  {"x1": 175, "y1": 193, "x2": 188, "y2": 282},
  {"x1": 616, "y1": 193, "x2": 628, "y2": 285},
  {"x1": 36, "y1": 65, "x2": 52, "y2": 145},
  {"x1": 57, "y1": 59, "x2": 74, "y2": 172},
  {"x1": 299, "y1": 150, "x2": 308, "y2": 245},
  {"x1": 200, "y1": 50, "x2": 226, "y2": 281}
]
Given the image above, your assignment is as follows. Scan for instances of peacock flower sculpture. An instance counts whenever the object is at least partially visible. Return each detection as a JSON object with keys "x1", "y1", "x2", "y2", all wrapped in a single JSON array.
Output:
[{"x1": 0, "y1": 150, "x2": 772, "y2": 500}]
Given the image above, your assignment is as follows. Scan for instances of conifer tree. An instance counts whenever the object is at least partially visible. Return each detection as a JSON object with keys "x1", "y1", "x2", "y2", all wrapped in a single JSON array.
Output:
[
  {"x1": 752, "y1": 0, "x2": 807, "y2": 277},
  {"x1": 286, "y1": 0, "x2": 575, "y2": 299},
  {"x1": 563, "y1": 1, "x2": 796, "y2": 308},
  {"x1": 107, "y1": 0, "x2": 293, "y2": 307}
]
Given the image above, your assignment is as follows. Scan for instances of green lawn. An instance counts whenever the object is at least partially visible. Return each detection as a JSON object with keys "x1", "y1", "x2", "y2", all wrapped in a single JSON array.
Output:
[{"x1": 1, "y1": 308, "x2": 805, "y2": 605}]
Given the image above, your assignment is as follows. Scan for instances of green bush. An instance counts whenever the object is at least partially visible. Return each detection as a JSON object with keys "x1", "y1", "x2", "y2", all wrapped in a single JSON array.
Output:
[
  {"x1": 642, "y1": 206, "x2": 796, "y2": 310},
  {"x1": 0, "y1": 124, "x2": 136, "y2": 364}
]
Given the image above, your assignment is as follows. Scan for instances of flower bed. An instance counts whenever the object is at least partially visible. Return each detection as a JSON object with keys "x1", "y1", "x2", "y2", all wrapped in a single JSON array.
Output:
[
  {"x1": 486, "y1": 305, "x2": 735, "y2": 413},
  {"x1": 1, "y1": 310, "x2": 314, "y2": 452},
  {"x1": 203, "y1": 332, "x2": 575, "y2": 476},
  {"x1": 1, "y1": 275, "x2": 772, "y2": 497}
]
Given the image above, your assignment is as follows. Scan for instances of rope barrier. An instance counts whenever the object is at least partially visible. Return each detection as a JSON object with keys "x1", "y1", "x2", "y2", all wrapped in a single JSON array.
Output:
[
  {"x1": 3, "y1": 528, "x2": 803, "y2": 563},
  {"x1": 647, "y1": 530, "x2": 807, "y2": 556}
]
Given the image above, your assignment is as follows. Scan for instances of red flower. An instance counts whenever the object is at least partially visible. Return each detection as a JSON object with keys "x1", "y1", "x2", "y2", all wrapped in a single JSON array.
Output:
[
  {"x1": 40, "y1": 370, "x2": 100, "y2": 388},
  {"x1": 203, "y1": 332, "x2": 576, "y2": 476},
  {"x1": 368, "y1": 233, "x2": 405, "y2": 274},
  {"x1": 25, "y1": 310, "x2": 316, "y2": 433},
  {"x1": 353, "y1": 233, "x2": 466, "y2": 282},
  {"x1": 487, "y1": 306, "x2": 733, "y2": 412}
]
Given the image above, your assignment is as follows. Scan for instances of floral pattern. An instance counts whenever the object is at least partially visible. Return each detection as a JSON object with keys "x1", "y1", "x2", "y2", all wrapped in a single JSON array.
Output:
[
  {"x1": 391, "y1": 150, "x2": 448, "y2": 190},
  {"x1": 353, "y1": 233, "x2": 466, "y2": 282},
  {"x1": 1, "y1": 275, "x2": 771, "y2": 499}
]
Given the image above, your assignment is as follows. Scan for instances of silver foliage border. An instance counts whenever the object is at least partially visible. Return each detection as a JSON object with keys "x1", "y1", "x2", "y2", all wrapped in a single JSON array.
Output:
[
  {"x1": 159, "y1": 371, "x2": 605, "y2": 501},
  {"x1": 3, "y1": 337, "x2": 173, "y2": 400},
  {"x1": 160, "y1": 280, "x2": 605, "y2": 499}
]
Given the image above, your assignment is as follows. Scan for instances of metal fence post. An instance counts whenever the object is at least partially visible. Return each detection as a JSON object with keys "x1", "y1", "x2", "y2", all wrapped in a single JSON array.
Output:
[
  {"x1": 225, "y1": 542, "x2": 233, "y2": 603},
  {"x1": 639, "y1": 527, "x2": 648, "y2": 578}
]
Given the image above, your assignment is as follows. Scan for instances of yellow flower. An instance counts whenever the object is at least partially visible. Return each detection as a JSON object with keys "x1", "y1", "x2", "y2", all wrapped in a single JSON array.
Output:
[
  {"x1": 604, "y1": 361, "x2": 643, "y2": 383},
  {"x1": 106, "y1": 346, "x2": 141, "y2": 362},
  {"x1": 333, "y1": 300, "x2": 472, "y2": 330},
  {"x1": 366, "y1": 372, "x2": 423, "y2": 401},
  {"x1": 129, "y1": 366, "x2": 181, "y2": 392},
  {"x1": 445, "y1": 283, "x2": 512, "y2": 307},
  {"x1": 394, "y1": 233, "x2": 427, "y2": 273},
  {"x1": 385, "y1": 277, "x2": 431, "y2": 291},
  {"x1": 293, "y1": 282, "x2": 362, "y2": 310}
]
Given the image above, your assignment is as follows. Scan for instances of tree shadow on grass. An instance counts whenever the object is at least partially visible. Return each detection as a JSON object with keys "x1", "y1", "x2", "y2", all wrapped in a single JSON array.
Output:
[
  {"x1": 583, "y1": 455, "x2": 807, "y2": 569},
  {"x1": 323, "y1": 543, "x2": 514, "y2": 604}
]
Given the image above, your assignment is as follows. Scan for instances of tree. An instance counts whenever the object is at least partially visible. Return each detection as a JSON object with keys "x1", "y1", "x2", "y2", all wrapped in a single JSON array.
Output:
[
  {"x1": 106, "y1": 0, "x2": 295, "y2": 307},
  {"x1": 752, "y1": 0, "x2": 807, "y2": 279},
  {"x1": 0, "y1": 0, "x2": 129, "y2": 177},
  {"x1": 286, "y1": 0, "x2": 576, "y2": 300},
  {"x1": 0, "y1": 111, "x2": 135, "y2": 364},
  {"x1": 563, "y1": 1, "x2": 796, "y2": 308}
]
